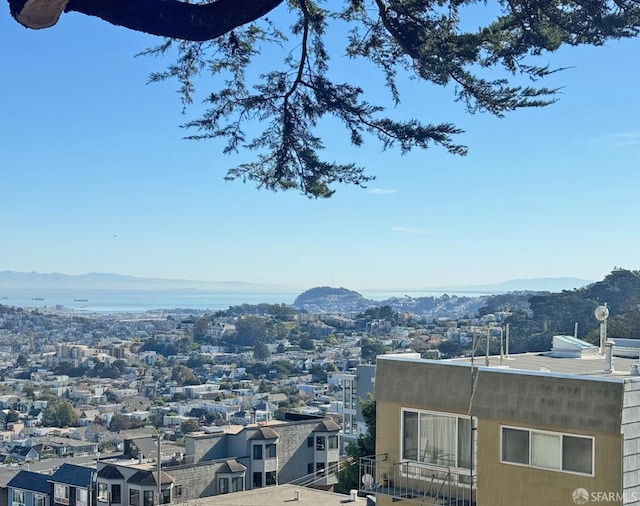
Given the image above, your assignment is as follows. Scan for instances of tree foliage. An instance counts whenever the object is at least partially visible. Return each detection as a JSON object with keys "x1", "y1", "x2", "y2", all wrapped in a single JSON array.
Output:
[
  {"x1": 8, "y1": 0, "x2": 640, "y2": 197},
  {"x1": 335, "y1": 394, "x2": 376, "y2": 493},
  {"x1": 496, "y1": 269, "x2": 640, "y2": 351},
  {"x1": 42, "y1": 397, "x2": 79, "y2": 427},
  {"x1": 109, "y1": 413, "x2": 145, "y2": 432}
]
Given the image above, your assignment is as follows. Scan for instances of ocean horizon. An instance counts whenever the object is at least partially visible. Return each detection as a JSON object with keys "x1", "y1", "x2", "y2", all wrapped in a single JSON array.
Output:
[{"x1": 0, "y1": 287, "x2": 491, "y2": 314}]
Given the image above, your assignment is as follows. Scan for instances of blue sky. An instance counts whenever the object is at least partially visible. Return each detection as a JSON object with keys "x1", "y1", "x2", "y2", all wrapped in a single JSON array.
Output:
[{"x1": 1, "y1": 6, "x2": 639, "y2": 291}]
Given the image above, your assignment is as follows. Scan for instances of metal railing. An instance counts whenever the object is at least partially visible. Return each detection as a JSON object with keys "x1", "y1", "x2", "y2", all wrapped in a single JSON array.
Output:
[{"x1": 359, "y1": 454, "x2": 476, "y2": 505}]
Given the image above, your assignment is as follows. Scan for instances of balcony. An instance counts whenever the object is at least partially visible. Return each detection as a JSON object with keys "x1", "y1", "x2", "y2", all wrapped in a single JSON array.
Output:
[{"x1": 358, "y1": 454, "x2": 476, "y2": 505}]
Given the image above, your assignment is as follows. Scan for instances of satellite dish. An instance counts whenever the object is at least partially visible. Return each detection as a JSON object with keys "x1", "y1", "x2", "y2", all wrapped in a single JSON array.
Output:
[
  {"x1": 361, "y1": 473, "x2": 374, "y2": 487},
  {"x1": 595, "y1": 305, "x2": 609, "y2": 321}
]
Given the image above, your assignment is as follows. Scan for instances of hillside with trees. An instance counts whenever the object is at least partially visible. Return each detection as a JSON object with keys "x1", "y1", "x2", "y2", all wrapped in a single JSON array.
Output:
[{"x1": 482, "y1": 268, "x2": 640, "y2": 353}]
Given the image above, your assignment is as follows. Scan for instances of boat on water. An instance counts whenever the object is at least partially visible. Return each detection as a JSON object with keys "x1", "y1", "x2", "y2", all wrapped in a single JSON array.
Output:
[
  {"x1": 32, "y1": 297, "x2": 45, "y2": 301},
  {"x1": 74, "y1": 298, "x2": 89, "y2": 302}
]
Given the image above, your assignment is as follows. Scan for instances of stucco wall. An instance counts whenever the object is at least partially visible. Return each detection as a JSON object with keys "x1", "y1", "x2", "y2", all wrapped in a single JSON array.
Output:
[
  {"x1": 374, "y1": 357, "x2": 627, "y2": 506},
  {"x1": 375, "y1": 358, "x2": 624, "y2": 434}
]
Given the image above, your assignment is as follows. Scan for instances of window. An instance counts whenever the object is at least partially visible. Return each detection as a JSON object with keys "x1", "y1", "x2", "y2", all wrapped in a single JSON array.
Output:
[
  {"x1": 328, "y1": 435, "x2": 338, "y2": 449},
  {"x1": 563, "y1": 435, "x2": 593, "y2": 474},
  {"x1": 266, "y1": 443, "x2": 277, "y2": 458},
  {"x1": 231, "y1": 477, "x2": 244, "y2": 493},
  {"x1": 55, "y1": 485, "x2": 70, "y2": 505},
  {"x1": 316, "y1": 436, "x2": 326, "y2": 451},
  {"x1": 129, "y1": 490, "x2": 140, "y2": 506},
  {"x1": 111, "y1": 485, "x2": 122, "y2": 504},
  {"x1": 307, "y1": 463, "x2": 314, "y2": 475},
  {"x1": 12, "y1": 490, "x2": 25, "y2": 506},
  {"x1": 77, "y1": 489, "x2": 88, "y2": 506},
  {"x1": 252, "y1": 444, "x2": 263, "y2": 460},
  {"x1": 501, "y1": 426, "x2": 594, "y2": 475},
  {"x1": 143, "y1": 491, "x2": 154, "y2": 506},
  {"x1": 252, "y1": 472, "x2": 262, "y2": 488},
  {"x1": 98, "y1": 484, "x2": 109, "y2": 503},
  {"x1": 219, "y1": 478, "x2": 229, "y2": 495},
  {"x1": 174, "y1": 486, "x2": 182, "y2": 499},
  {"x1": 265, "y1": 471, "x2": 277, "y2": 486},
  {"x1": 315, "y1": 462, "x2": 326, "y2": 477},
  {"x1": 307, "y1": 437, "x2": 314, "y2": 447},
  {"x1": 161, "y1": 489, "x2": 170, "y2": 504},
  {"x1": 328, "y1": 461, "x2": 339, "y2": 474},
  {"x1": 34, "y1": 495, "x2": 45, "y2": 506},
  {"x1": 401, "y1": 409, "x2": 473, "y2": 469}
]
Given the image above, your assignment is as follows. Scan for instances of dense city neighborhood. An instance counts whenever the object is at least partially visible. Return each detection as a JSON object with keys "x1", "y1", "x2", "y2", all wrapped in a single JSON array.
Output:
[{"x1": 1, "y1": 269, "x2": 640, "y2": 505}]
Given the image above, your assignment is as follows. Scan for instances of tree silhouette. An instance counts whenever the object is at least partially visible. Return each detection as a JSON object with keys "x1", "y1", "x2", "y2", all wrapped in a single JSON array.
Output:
[{"x1": 7, "y1": 0, "x2": 640, "y2": 197}]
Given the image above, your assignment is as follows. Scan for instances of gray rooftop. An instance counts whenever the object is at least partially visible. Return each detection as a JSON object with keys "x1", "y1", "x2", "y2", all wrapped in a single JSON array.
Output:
[
  {"x1": 448, "y1": 352, "x2": 640, "y2": 380},
  {"x1": 197, "y1": 484, "x2": 366, "y2": 505}
]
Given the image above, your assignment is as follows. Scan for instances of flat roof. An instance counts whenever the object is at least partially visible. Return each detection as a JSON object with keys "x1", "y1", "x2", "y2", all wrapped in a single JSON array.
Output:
[
  {"x1": 378, "y1": 353, "x2": 640, "y2": 381},
  {"x1": 195, "y1": 484, "x2": 366, "y2": 505}
]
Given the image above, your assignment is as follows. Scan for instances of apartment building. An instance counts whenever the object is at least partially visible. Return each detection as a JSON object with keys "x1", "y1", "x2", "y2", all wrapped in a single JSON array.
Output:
[{"x1": 362, "y1": 346, "x2": 640, "y2": 505}]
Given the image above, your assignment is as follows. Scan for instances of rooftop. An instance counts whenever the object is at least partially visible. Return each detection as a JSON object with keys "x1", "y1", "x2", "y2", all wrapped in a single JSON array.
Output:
[
  {"x1": 379, "y1": 352, "x2": 640, "y2": 381},
  {"x1": 196, "y1": 484, "x2": 367, "y2": 505}
]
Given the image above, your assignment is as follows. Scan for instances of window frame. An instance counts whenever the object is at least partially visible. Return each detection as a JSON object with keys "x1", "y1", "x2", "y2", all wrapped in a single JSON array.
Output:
[
  {"x1": 499, "y1": 425, "x2": 595, "y2": 477},
  {"x1": 12, "y1": 489, "x2": 25, "y2": 506},
  {"x1": 34, "y1": 495, "x2": 46, "y2": 506},
  {"x1": 111, "y1": 484, "x2": 122, "y2": 504},
  {"x1": 265, "y1": 471, "x2": 277, "y2": 486},
  {"x1": 328, "y1": 435, "x2": 338, "y2": 449},
  {"x1": 54, "y1": 485, "x2": 70, "y2": 506},
  {"x1": 76, "y1": 489, "x2": 88, "y2": 506},
  {"x1": 265, "y1": 443, "x2": 277, "y2": 459},
  {"x1": 231, "y1": 476, "x2": 244, "y2": 493},
  {"x1": 252, "y1": 444, "x2": 263, "y2": 460},
  {"x1": 143, "y1": 491, "x2": 154, "y2": 506},
  {"x1": 400, "y1": 408, "x2": 474, "y2": 471},
  {"x1": 218, "y1": 477, "x2": 229, "y2": 495},
  {"x1": 316, "y1": 436, "x2": 326, "y2": 451},
  {"x1": 129, "y1": 489, "x2": 140, "y2": 506},
  {"x1": 97, "y1": 483, "x2": 109, "y2": 503}
]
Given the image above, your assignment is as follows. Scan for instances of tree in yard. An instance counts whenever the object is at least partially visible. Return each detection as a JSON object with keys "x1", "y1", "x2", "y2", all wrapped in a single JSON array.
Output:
[
  {"x1": 109, "y1": 413, "x2": 145, "y2": 431},
  {"x1": 42, "y1": 397, "x2": 79, "y2": 427},
  {"x1": 181, "y1": 419, "x2": 201, "y2": 434},
  {"x1": 171, "y1": 364, "x2": 200, "y2": 386},
  {"x1": 7, "y1": 0, "x2": 639, "y2": 198},
  {"x1": 335, "y1": 394, "x2": 376, "y2": 494}
]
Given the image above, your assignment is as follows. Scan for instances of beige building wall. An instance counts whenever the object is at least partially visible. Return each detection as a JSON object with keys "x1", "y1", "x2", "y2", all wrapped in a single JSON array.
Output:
[{"x1": 478, "y1": 419, "x2": 622, "y2": 506}]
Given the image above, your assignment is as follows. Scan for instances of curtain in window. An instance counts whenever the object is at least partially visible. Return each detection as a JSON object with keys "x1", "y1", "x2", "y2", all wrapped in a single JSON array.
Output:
[{"x1": 419, "y1": 414, "x2": 456, "y2": 466}]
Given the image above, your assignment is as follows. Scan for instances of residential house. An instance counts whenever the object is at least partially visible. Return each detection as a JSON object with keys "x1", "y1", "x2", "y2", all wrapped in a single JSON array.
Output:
[
  {"x1": 49, "y1": 464, "x2": 94, "y2": 506},
  {"x1": 7, "y1": 471, "x2": 51, "y2": 506},
  {"x1": 95, "y1": 414, "x2": 340, "y2": 504}
]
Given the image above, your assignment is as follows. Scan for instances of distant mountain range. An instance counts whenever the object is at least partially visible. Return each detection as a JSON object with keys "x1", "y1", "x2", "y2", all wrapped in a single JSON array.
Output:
[
  {"x1": 0, "y1": 271, "x2": 293, "y2": 291},
  {"x1": 0, "y1": 271, "x2": 592, "y2": 293},
  {"x1": 426, "y1": 277, "x2": 593, "y2": 293}
]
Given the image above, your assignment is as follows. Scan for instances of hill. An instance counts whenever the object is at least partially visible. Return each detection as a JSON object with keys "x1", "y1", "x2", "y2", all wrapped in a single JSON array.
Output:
[
  {"x1": 0, "y1": 271, "x2": 290, "y2": 291},
  {"x1": 293, "y1": 286, "x2": 376, "y2": 312}
]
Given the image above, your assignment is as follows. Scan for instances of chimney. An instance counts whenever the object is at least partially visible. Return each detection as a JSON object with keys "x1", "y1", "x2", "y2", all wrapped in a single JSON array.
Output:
[{"x1": 604, "y1": 339, "x2": 614, "y2": 373}]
